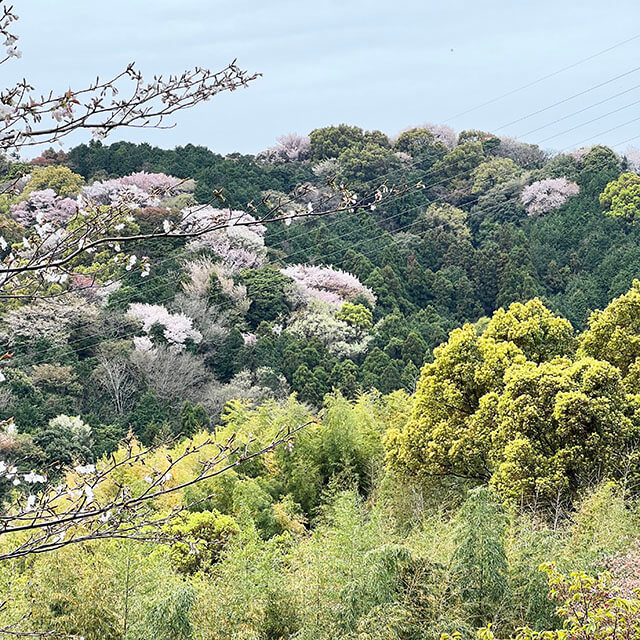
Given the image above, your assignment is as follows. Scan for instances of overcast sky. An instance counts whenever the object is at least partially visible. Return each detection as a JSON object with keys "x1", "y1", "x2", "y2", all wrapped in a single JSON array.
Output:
[{"x1": 10, "y1": 1, "x2": 640, "y2": 156}]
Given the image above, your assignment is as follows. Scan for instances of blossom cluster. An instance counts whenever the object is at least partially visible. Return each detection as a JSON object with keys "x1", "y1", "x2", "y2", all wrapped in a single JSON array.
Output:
[
  {"x1": 10, "y1": 189, "x2": 78, "y2": 227},
  {"x1": 119, "y1": 171, "x2": 187, "y2": 194},
  {"x1": 287, "y1": 300, "x2": 372, "y2": 358},
  {"x1": 127, "y1": 303, "x2": 202, "y2": 350},
  {"x1": 625, "y1": 147, "x2": 640, "y2": 174},
  {"x1": 183, "y1": 207, "x2": 267, "y2": 271},
  {"x1": 257, "y1": 133, "x2": 311, "y2": 164},
  {"x1": 0, "y1": 461, "x2": 46, "y2": 486},
  {"x1": 281, "y1": 264, "x2": 376, "y2": 307},
  {"x1": 520, "y1": 178, "x2": 580, "y2": 217},
  {"x1": 80, "y1": 172, "x2": 186, "y2": 209},
  {"x1": 81, "y1": 180, "x2": 159, "y2": 209}
]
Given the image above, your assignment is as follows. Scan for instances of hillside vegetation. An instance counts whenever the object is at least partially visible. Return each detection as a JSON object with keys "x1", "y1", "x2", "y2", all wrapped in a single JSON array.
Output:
[{"x1": 1, "y1": 125, "x2": 640, "y2": 638}]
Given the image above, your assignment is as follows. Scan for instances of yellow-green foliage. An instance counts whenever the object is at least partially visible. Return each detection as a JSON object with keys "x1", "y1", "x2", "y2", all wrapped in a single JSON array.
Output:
[
  {"x1": 336, "y1": 302, "x2": 374, "y2": 334},
  {"x1": 599, "y1": 172, "x2": 640, "y2": 220},
  {"x1": 168, "y1": 509, "x2": 239, "y2": 574},
  {"x1": 387, "y1": 295, "x2": 640, "y2": 505},
  {"x1": 22, "y1": 165, "x2": 85, "y2": 198},
  {"x1": 578, "y1": 279, "x2": 640, "y2": 379}
]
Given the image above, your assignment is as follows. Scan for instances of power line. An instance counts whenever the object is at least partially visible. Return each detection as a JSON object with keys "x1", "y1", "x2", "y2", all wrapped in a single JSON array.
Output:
[
  {"x1": 12, "y1": 47, "x2": 640, "y2": 367},
  {"x1": 536, "y1": 96, "x2": 640, "y2": 144},
  {"x1": 446, "y1": 32, "x2": 640, "y2": 122}
]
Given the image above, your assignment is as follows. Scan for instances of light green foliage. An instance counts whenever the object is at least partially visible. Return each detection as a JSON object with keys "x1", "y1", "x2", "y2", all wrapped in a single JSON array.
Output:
[
  {"x1": 289, "y1": 492, "x2": 403, "y2": 638},
  {"x1": 23, "y1": 165, "x2": 84, "y2": 197},
  {"x1": 137, "y1": 584, "x2": 195, "y2": 640},
  {"x1": 471, "y1": 157, "x2": 520, "y2": 194},
  {"x1": 599, "y1": 172, "x2": 640, "y2": 220},
  {"x1": 483, "y1": 298, "x2": 575, "y2": 363},
  {"x1": 191, "y1": 527, "x2": 300, "y2": 637},
  {"x1": 569, "y1": 481, "x2": 635, "y2": 562},
  {"x1": 276, "y1": 393, "x2": 386, "y2": 512},
  {"x1": 385, "y1": 321, "x2": 525, "y2": 483},
  {"x1": 387, "y1": 294, "x2": 640, "y2": 505},
  {"x1": 490, "y1": 356, "x2": 637, "y2": 503},
  {"x1": 579, "y1": 279, "x2": 640, "y2": 380},
  {"x1": 168, "y1": 509, "x2": 239, "y2": 574},
  {"x1": 336, "y1": 302, "x2": 374, "y2": 334},
  {"x1": 452, "y1": 487, "x2": 508, "y2": 626}
]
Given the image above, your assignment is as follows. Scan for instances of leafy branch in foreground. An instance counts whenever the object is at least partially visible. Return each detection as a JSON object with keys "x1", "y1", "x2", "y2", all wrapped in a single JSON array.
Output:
[{"x1": 0, "y1": 415, "x2": 316, "y2": 562}]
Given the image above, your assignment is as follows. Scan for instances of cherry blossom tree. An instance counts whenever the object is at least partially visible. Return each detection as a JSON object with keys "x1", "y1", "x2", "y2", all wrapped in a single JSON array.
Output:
[
  {"x1": 257, "y1": 133, "x2": 311, "y2": 164},
  {"x1": 10, "y1": 189, "x2": 78, "y2": 226},
  {"x1": 126, "y1": 303, "x2": 203, "y2": 351},
  {"x1": 281, "y1": 264, "x2": 377, "y2": 307},
  {"x1": 521, "y1": 177, "x2": 580, "y2": 217},
  {"x1": 0, "y1": 6, "x2": 418, "y2": 303}
]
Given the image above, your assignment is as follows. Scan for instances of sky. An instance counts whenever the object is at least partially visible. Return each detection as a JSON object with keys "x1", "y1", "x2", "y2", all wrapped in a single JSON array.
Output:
[{"x1": 10, "y1": 0, "x2": 640, "y2": 157}]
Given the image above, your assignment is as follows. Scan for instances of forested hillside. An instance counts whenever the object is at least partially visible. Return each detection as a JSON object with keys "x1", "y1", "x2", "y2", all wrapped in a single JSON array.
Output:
[{"x1": 2, "y1": 124, "x2": 640, "y2": 638}]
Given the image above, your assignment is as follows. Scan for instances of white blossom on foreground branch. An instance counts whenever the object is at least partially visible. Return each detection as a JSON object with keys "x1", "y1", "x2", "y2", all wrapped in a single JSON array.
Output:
[
  {"x1": 0, "y1": 7, "x2": 421, "y2": 301},
  {"x1": 0, "y1": 416, "x2": 317, "y2": 562},
  {"x1": 0, "y1": 175, "x2": 417, "y2": 300},
  {"x1": 0, "y1": 5, "x2": 258, "y2": 155}
]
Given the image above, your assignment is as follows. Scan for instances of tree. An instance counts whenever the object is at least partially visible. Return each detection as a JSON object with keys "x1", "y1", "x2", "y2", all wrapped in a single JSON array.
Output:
[
  {"x1": 338, "y1": 143, "x2": 400, "y2": 186},
  {"x1": 599, "y1": 172, "x2": 640, "y2": 220},
  {"x1": 329, "y1": 360, "x2": 359, "y2": 399},
  {"x1": 33, "y1": 415, "x2": 93, "y2": 467},
  {"x1": 490, "y1": 356, "x2": 638, "y2": 504},
  {"x1": 578, "y1": 279, "x2": 640, "y2": 381},
  {"x1": 335, "y1": 302, "x2": 374, "y2": 336},
  {"x1": 471, "y1": 157, "x2": 520, "y2": 195},
  {"x1": 21, "y1": 166, "x2": 84, "y2": 198},
  {"x1": 309, "y1": 124, "x2": 389, "y2": 160},
  {"x1": 436, "y1": 142, "x2": 485, "y2": 185},
  {"x1": 180, "y1": 401, "x2": 211, "y2": 437},
  {"x1": 385, "y1": 297, "x2": 640, "y2": 505},
  {"x1": 168, "y1": 510, "x2": 239, "y2": 575},
  {"x1": 402, "y1": 330, "x2": 427, "y2": 367},
  {"x1": 521, "y1": 178, "x2": 580, "y2": 217},
  {"x1": 392, "y1": 128, "x2": 447, "y2": 165},
  {"x1": 242, "y1": 267, "x2": 295, "y2": 326},
  {"x1": 482, "y1": 298, "x2": 575, "y2": 363}
]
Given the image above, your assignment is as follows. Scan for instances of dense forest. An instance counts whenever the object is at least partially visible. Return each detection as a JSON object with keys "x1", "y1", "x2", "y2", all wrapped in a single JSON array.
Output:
[{"x1": 1, "y1": 123, "x2": 640, "y2": 638}]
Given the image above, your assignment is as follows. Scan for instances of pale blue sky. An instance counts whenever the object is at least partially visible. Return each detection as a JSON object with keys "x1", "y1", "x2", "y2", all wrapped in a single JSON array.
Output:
[{"x1": 10, "y1": 1, "x2": 640, "y2": 156}]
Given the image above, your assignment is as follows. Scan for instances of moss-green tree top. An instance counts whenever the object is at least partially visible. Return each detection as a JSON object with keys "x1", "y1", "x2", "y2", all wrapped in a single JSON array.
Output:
[
  {"x1": 386, "y1": 293, "x2": 640, "y2": 505},
  {"x1": 338, "y1": 142, "x2": 400, "y2": 185},
  {"x1": 23, "y1": 165, "x2": 84, "y2": 198},
  {"x1": 579, "y1": 279, "x2": 640, "y2": 379},
  {"x1": 483, "y1": 298, "x2": 575, "y2": 363},
  {"x1": 392, "y1": 128, "x2": 447, "y2": 164},
  {"x1": 437, "y1": 141, "x2": 485, "y2": 181},
  {"x1": 471, "y1": 157, "x2": 520, "y2": 194},
  {"x1": 599, "y1": 172, "x2": 640, "y2": 220},
  {"x1": 309, "y1": 124, "x2": 389, "y2": 160}
]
